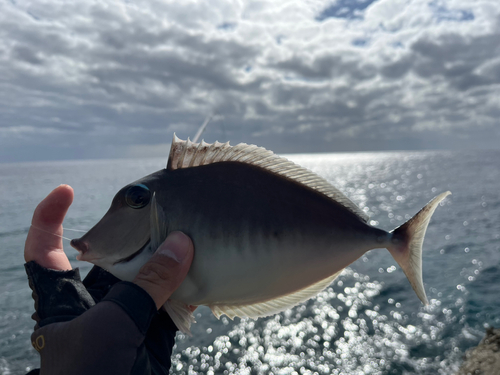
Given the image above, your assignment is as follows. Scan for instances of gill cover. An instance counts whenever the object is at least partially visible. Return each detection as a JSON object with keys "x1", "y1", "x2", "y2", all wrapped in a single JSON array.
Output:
[{"x1": 73, "y1": 183, "x2": 153, "y2": 265}]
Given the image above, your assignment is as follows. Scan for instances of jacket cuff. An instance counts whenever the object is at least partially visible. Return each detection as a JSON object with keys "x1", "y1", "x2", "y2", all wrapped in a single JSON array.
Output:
[
  {"x1": 25, "y1": 261, "x2": 95, "y2": 327},
  {"x1": 102, "y1": 282, "x2": 158, "y2": 335},
  {"x1": 82, "y1": 265, "x2": 121, "y2": 303}
]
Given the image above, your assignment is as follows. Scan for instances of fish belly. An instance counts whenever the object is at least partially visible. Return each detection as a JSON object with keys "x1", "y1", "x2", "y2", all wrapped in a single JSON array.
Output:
[{"x1": 172, "y1": 230, "x2": 379, "y2": 306}]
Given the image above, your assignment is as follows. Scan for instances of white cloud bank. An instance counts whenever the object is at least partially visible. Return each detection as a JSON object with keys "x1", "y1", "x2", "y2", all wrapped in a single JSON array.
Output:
[{"x1": 0, "y1": 0, "x2": 499, "y2": 161}]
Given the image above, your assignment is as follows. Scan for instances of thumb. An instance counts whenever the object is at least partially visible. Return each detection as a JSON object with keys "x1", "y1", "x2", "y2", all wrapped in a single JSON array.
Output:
[
  {"x1": 25, "y1": 184, "x2": 74, "y2": 271},
  {"x1": 133, "y1": 231, "x2": 194, "y2": 309}
]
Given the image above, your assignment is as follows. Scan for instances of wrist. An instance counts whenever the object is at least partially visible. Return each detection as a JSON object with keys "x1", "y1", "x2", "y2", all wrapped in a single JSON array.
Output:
[{"x1": 25, "y1": 250, "x2": 72, "y2": 271}]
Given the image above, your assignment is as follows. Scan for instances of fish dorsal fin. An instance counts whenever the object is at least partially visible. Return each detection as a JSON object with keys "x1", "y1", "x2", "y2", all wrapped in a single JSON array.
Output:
[
  {"x1": 209, "y1": 270, "x2": 343, "y2": 320},
  {"x1": 167, "y1": 134, "x2": 369, "y2": 222}
]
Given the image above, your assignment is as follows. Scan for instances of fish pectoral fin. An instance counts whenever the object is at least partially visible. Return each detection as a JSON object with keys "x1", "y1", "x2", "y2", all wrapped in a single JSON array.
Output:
[
  {"x1": 163, "y1": 300, "x2": 196, "y2": 336},
  {"x1": 209, "y1": 270, "x2": 344, "y2": 320},
  {"x1": 150, "y1": 193, "x2": 167, "y2": 251}
]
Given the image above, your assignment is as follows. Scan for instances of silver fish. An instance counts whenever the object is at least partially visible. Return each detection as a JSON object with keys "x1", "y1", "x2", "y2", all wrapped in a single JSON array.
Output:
[{"x1": 71, "y1": 135, "x2": 451, "y2": 334}]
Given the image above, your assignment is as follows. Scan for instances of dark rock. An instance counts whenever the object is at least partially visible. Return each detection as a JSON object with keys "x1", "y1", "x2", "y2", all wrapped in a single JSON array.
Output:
[{"x1": 457, "y1": 327, "x2": 500, "y2": 375}]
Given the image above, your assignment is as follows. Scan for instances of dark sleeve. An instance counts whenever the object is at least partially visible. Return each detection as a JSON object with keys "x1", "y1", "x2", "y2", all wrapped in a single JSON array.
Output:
[{"x1": 25, "y1": 261, "x2": 178, "y2": 375}]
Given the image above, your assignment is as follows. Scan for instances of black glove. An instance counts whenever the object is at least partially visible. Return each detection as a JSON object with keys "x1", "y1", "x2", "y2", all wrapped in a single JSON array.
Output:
[{"x1": 25, "y1": 261, "x2": 177, "y2": 375}]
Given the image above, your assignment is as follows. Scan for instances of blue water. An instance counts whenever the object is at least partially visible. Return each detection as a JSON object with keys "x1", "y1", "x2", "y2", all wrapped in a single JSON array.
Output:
[{"x1": 0, "y1": 150, "x2": 498, "y2": 374}]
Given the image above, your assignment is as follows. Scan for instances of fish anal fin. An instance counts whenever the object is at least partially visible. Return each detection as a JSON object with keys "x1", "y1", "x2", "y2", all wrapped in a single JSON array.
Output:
[{"x1": 209, "y1": 270, "x2": 343, "y2": 320}]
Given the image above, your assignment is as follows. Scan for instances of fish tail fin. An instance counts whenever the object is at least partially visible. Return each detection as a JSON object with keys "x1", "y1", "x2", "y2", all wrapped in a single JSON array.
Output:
[
  {"x1": 387, "y1": 191, "x2": 451, "y2": 305},
  {"x1": 163, "y1": 300, "x2": 196, "y2": 336}
]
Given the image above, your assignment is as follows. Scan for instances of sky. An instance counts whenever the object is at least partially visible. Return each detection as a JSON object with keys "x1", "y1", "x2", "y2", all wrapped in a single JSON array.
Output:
[{"x1": 1, "y1": 0, "x2": 499, "y2": 162}]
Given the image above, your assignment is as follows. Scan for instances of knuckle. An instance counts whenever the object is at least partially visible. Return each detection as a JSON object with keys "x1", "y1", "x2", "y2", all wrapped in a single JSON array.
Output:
[{"x1": 136, "y1": 262, "x2": 173, "y2": 284}]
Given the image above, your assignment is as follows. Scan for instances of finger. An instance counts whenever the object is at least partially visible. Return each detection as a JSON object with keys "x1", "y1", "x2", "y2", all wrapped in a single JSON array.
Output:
[
  {"x1": 24, "y1": 185, "x2": 74, "y2": 270},
  {"x1": 133, "y1": 232, "x2": 194, "y2": 309}
]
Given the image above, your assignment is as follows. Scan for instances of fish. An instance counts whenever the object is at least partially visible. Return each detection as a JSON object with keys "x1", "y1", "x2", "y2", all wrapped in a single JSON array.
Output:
[{"x1": 71, "y1": 135, "x2": 451, "y2": 334}]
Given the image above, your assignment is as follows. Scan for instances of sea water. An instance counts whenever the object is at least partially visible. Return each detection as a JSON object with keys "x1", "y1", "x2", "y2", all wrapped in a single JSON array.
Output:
[{"x1": 0, "y1": 150, "x2": 498, "y2": 374}]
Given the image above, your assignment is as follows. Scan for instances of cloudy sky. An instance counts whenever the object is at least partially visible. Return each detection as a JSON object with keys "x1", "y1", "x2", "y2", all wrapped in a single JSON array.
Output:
[{"x1": 1, "y1": 0, "x2": 499, "y2": 162}]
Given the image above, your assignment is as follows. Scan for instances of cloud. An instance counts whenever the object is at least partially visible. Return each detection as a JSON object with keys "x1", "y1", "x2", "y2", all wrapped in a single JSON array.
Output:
[{"x1": 0, "y1": 0, "x2": 499, "y2": 162}]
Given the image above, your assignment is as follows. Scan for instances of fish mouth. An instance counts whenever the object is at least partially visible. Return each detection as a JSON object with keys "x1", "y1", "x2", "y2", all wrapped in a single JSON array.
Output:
[
  {"x1": 113, "y1": 240, "x2": 150, "y2": 265},
  {"x1": 71, "y1": 237, "x2": 89, "y2": 254},
  {"x1": 71, "y1": 238, "x2": 104, "y2": 263}
]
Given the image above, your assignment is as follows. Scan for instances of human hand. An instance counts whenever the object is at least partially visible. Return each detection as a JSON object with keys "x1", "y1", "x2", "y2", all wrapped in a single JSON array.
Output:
[
  {"x1": 25, "y1": 185, "x2": 195, "y2": 309},
  {"x1": 133, "y1": 232, "x2": 194, "y2": 309}
]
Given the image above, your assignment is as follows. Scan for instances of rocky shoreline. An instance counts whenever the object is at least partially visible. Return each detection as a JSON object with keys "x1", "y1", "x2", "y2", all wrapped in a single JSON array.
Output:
[{"x1": 457, "y1": 328, "x2": 500, "y2": 375}]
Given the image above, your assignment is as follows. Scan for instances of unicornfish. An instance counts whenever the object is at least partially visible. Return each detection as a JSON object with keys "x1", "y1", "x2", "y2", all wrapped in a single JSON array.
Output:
[{"x1": 71, "y1": 135, "x2": 451, "y2": 334}]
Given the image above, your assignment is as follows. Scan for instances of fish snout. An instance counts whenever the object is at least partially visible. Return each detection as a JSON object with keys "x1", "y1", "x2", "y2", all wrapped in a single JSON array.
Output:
[{"x1": 70, "y1": 237, "x2": 89, "y2": 254}]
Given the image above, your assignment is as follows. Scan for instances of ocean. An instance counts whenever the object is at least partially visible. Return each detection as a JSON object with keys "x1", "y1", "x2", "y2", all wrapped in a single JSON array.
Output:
[{"x1": 0, "y1": 150, "x2": 498, "y2": 374}]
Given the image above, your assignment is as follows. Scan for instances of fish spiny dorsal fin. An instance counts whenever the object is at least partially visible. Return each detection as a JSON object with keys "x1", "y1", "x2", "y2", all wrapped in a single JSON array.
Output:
[{"x1": 167, "y1": 135, "x2": 369, "y2": 222}]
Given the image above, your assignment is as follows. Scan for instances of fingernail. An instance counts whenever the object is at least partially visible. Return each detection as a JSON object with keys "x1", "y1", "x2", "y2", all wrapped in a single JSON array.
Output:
[{"x1": 158, "y1": 231, "x2": 191, "y2": 263}]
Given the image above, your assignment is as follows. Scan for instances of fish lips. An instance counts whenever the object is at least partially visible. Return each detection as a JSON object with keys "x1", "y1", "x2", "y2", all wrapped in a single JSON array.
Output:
[
  {"x1": 70, "y1": 237, "x2": 88, "y2": 253},
  {"x1": 71, "y1": 237, "x2": 102, "y2": 263}
]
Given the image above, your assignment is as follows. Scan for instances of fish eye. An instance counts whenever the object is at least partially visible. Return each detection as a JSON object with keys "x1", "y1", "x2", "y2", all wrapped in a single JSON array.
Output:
[{"x1": 125, "y1": 184, "x2": 151, "y2": 209}]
